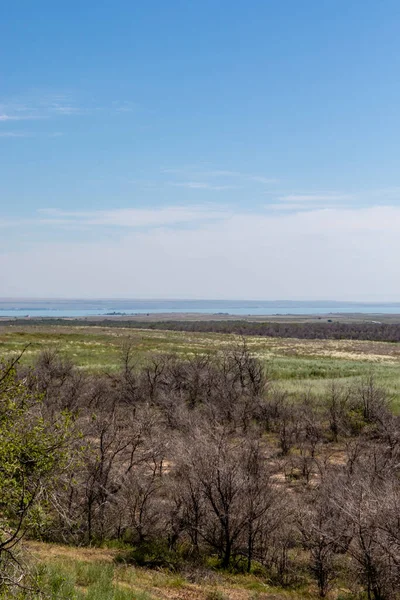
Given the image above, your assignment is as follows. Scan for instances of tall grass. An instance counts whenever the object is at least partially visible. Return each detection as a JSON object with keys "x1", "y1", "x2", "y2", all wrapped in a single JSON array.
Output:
[
  {"x1": 4, "y1": 560, "x2": 154, "y2": 600},
  {"x1": 1, "y1": 325, "x2": 400, "y2": 406}
]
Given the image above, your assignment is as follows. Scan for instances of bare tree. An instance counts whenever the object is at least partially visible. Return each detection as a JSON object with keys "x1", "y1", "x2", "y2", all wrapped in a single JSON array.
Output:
[
  {"x1": 299, "y1": 475, "x2": 353, "y2": 597},
  {"x1": 334, "y1": 468, "x2": 400, "y2": 600},
  {"x1": 175, "y1": 426, "x2": 279, "y2": 570},
  {"x1": 325, "y1": 381, "x2": 352, "y2": 441}
]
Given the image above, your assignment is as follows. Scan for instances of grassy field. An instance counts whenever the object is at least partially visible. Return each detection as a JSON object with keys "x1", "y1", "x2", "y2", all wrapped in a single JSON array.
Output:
[
  {"x1": 25, "y1": 541, "x2": 319, "y2": 600},
  {"x1": 1, "y1": 322, "x2": 400, "y2": 408}
]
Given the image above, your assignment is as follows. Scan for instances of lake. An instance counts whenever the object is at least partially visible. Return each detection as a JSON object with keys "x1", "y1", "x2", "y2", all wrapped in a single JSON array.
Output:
[{"x1": 1, "y1": 299, "x2": 400, "y2": 317}]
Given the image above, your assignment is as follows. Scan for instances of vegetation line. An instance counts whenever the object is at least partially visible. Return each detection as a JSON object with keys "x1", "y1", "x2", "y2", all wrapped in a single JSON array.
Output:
[{"x1": 3, "y1": 318, "x2": 400, "y2": 342}]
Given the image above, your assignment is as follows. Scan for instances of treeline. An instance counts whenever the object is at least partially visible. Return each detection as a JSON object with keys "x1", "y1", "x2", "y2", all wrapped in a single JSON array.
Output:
[
  {"x1": 4, "y1": 318, "x2": 400, "y2": 342},
  {"x1": 1, "y1": 343, "x2": 400, "y2": 598},
  {"x1": 116, "y1": 319, "x2": 400, "y2": 342}
]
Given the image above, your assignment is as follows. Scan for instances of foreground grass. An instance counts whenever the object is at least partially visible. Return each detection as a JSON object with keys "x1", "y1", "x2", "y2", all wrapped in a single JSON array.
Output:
[
  {"x1": 24, "y1": 541, "x2": 318, "y2": 600},
  {"x1": 1, "y1": 323, "x2": 400, "y2": 407}
]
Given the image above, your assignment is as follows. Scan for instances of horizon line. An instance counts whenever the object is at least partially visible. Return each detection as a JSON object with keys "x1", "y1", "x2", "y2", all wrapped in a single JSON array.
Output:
[{"x1": 0, "y1": 297, "x2": 400, "y2": 305}]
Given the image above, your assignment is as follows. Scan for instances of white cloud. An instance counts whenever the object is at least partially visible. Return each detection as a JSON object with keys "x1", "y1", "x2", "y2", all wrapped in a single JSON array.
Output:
[
  {"x1": 249, "y1": 176, "x2": 278, "y2": 184},
  {"x1": 0, "y1": 114, "x2": 41, "y2": 122},
  {"x1": 268, "y1": 203, "x2": 330, "y2": 211},
  {"x1": 271, "y1": 189, "x2": 400, "y2": 211},
  {"x1": 197, "y1": 171, "x2": 277, "y2": 183},
  {"x1": 278, "y1": 193, "x2": 354, "y2": 203},
  {"x1": 0, "y1": 114, "x2": 22, "y2": 121},
  {"x1": 37, "y1": 206, "x2": 231, "y2": 227},
  {"x1": 49, "y1": 104, "x2": 83, "y2": 115},
  {"x1": 0, "y1": 92, "x2": 133, "y2": 123},
  {"x1": 2, "y1": 205, "x2": 400, "y2": 300},
  {"x1": 0, "y1": 131, "x2": 63, "y2": 139},
  {"x1": 168, "y1": 182, "x2": 238, "y2": 191},
  {"x1": 202, "y1": 170, "x2": 241, "y2": 177},
  {"x1": 162, "y1": 167, "x2": 278, "y2": 185},
  {"x1": 0, "y1": 131, "x2": 31, "y2": 138}
]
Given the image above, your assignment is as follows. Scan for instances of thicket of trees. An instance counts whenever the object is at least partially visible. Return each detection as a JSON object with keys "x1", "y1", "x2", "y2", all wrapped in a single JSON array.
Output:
[
  {"x1": 5, "y1": 318, "x2": 400, "y2": 342},
  {"x1": 1, "y1": 342, "x2": 400, "y2": 598},
  {"x1": 107, "y1": 319, "x2": 400, "y2": 343}
]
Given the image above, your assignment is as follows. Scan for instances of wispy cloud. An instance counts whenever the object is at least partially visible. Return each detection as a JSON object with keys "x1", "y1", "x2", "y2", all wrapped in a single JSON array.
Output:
[
  {"x1": 201, "y1": 169, "x2": 241, "y2": 177},
  {"x1": 0, "y1": 131, "x2": 64, "y2": 139},
  {"x1": 269, "y1": 189, "x2": 400, "y2": 212},
  {"x1": 49, "y1": 104, "x2": 83, "y2": 115},
  {"x1": 249, "y1": 175, "x2": 278, "y2": 184},
  {"x1": 0, "y1": 114, "x2": 23, "y2": 121},
  {"x1": 112, "y1": 100, "x2": 139, "y2": 113},
  {"x1": 37, "y1": 206, "x2": 231, "y2": 228},
  {"x1": 0, "y1": 95, "x2": 79, "y2": 122},
  {"x1": 0, "y1": 131, "x2": 32, "y2": 138},
  {"x1": 268, "y1": 203, "x2": 325, "y2": 211},
  {"x1": 3, "y1": 205, "x2": 400, "y2": 299},
  {"x1": 265, "y1": 192, "x2": 356, "y2": 212},
  {"x1": 168, "y1": 181, "x2": 238, "y2": 191},
  {"x1": 0, "y1": 92, "x2": 136, "y2": 124},
  {"x1": 0, "y1": 114, "x2": 42, "y2": 122},
  {"x1": 161, "y1": 166, "x2": 278, "y2": 185},
  {"x1": 278, "y1": 193, "x2": 354, "y2": 203},
  {"x1": 25, "y1": 199, "x2": 400, "y2": 232}
]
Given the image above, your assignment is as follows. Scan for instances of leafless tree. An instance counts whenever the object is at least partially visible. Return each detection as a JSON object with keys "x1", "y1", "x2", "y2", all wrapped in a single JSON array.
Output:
[
  {"x1": 325, "y1": 381, "x2": 352, "y2": 441},
  {"x1": 299, "y1": 475, "x2": 353, "y2": 597},
  {"x1": 333, "y1": 467, "x2": 400, "y2": 600}
]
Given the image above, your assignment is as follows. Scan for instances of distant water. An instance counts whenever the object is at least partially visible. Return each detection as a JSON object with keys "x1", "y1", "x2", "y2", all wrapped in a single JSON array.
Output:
[{"x1": 1, "y1": 299, "x2": 400, "y2": 317}]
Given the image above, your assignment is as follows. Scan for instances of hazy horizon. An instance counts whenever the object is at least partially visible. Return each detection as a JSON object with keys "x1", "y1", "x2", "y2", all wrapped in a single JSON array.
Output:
[{"x1": 1, "y1": 297, "x2": 400, "y2": 304}]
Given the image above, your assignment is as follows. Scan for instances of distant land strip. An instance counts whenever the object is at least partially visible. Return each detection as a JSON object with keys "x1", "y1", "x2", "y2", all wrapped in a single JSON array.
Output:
[{"x1": 2, "y1": 318, "x2": 400, "y2": 342}]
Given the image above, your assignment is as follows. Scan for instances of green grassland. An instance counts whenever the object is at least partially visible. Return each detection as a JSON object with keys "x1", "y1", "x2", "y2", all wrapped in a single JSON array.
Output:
[
  {"x1": 24, "y1": 541, "x2": 323, "y2": 600},
  {"x1": 1, "y1": 322, "x2": 400, "y2": 408}
]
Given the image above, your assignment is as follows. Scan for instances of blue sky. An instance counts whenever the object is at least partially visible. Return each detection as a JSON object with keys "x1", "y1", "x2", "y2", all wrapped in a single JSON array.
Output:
[{"x1": 1, "y1": 1, "x2": 400, "y2": 299}]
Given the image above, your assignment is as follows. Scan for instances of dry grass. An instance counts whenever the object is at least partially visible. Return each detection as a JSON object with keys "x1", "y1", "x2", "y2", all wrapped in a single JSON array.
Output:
[
  {"x1": 24, "y1": 541, "x2": 315, "y2": 599},
  {"x1": 1, "y1": 323, "x2": 400, "y2": 408},
  {"x1": 25, "y1": 540, "x2": 117, "y2": 564}
]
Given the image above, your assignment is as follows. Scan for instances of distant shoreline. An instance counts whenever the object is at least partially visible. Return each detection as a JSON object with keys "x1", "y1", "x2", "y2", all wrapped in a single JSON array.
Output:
[
  {"x1": 2, "y1": 312, "x2": 400, "y2": 324},
  {"x1": 2, "y1": 299, "x2": 400, "y2": 322}
]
